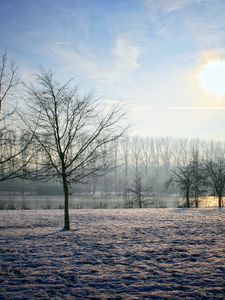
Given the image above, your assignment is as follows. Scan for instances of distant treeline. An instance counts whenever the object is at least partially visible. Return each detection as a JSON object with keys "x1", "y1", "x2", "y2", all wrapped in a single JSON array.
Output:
[{"x1": 1, "y1": 135, "x2": 225, "y2": 207}]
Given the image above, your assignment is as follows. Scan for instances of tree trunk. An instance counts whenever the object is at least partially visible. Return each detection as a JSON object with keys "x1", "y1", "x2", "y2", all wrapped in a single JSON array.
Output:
[
  {"x1": 186, "y1": 190, "x2": 190, "y2": 208},
  {"x1": 63, "y1": 177, "x2": 70, "y2": 230},
  {"x1": 218, "y1": 196, "x2": 222, "y2": 208},
  {"x1": 138, "y1": 193, "x2": 142, "y2": 208},
  {"x1": 195, "y1": 196, "x2": 199, "y2": 208}
]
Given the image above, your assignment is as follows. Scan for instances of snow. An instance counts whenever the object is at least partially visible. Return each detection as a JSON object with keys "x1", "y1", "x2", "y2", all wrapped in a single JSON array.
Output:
[{"x1": 0, "y1": 208, "x2": 225, "y2": 299}]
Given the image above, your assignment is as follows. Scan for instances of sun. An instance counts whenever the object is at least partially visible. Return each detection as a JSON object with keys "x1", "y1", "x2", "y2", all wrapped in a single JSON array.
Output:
[{"x1": 197, "y1": 59, "x2": 225, "y2": 97}]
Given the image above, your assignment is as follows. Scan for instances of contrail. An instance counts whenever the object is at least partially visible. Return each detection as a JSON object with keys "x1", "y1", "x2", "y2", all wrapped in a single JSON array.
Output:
[{"x1": 169, "y1": 106, "x2": 225, "y2": 110}]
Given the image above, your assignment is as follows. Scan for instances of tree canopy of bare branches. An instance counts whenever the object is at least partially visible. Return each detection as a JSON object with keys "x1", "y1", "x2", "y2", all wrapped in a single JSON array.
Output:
[
  {"x1": 166, "y1": 164, "x2": 193, "y2": 207},
  {"x1": 0, "y1": 50, "x2": 20, "y2": 113},
  {"x1": 204, "y1": 158, "x2": 225, "y2": 208},
  {"x1": 24, "y1": 70, "x2": 128, "y2": 230},
  {"x1": 0, "y1": 50, "x2": 32, "y2": 182}
]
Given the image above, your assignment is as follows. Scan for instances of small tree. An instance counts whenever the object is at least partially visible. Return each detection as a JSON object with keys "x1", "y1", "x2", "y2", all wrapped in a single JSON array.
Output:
[
  {"x1": 204, "y1": 158, "x2": 225, "y2": 208},
  {"x1": 189, "y1": 150, "x2": 207, "y2": 207},
  {"x1": 128, "y1": 171, "x2": 150, "y2": 208},
  {"x1": 166, "y1": 164, "x2": 192, "y2": 207},
  {"x1": 167, "y1": 149, "x2": 208, "y2": 208},
  {"x1": 24, "y1": 70, "x2": 128, "y2": 230}
]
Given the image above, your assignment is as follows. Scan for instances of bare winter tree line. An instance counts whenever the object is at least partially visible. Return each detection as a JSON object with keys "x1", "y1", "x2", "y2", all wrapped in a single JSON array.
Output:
[
  {"x1": 1, "y1": 50, "x2": 225, "y2": 229},
  {"x1": 93, "y1": 135, "x2": 225, "y2": 208},
  {"x1": 2, "y1": 132, "x2": 225, "y2": 208}
]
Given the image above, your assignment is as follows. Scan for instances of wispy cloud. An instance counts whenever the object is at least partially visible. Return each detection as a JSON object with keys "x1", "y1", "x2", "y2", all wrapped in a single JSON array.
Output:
[
  {"x1": 54, "y1": 42, "x2": 75, "y2": 46},
  {"x1": 113, "y1": 37, "x2": 140, "y2": 76},
  {"x1": 145, "y1": 0, "x2": 225, "y2": 56},
  {"x1": 144, "y1": 0, "x2": 196, "y2": 46},
  {"x1": 50, "y1": 35, "x2": 141, "y2": 87},
  {"x1": 145, "y1": 0, "x2": 193, "y2": 13},
  {"x1": 169, "y1": 106, "x2": 225, "y2": 110}
]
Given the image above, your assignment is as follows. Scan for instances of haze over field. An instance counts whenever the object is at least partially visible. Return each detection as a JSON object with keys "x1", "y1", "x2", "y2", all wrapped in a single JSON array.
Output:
[{"x1": 1, "y1": 0, "x2": 225, "y2": 139}]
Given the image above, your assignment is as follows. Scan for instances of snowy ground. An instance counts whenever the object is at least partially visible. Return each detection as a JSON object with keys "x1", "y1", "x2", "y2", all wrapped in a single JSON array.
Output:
[{"x1": 0, "y1": 209, "x2": 225, "y2": 299}]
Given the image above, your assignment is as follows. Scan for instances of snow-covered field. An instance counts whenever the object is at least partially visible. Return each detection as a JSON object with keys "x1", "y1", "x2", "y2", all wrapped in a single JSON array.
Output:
[{"x1": 1, "y1": 208, "x2": 225, "y2": 299}]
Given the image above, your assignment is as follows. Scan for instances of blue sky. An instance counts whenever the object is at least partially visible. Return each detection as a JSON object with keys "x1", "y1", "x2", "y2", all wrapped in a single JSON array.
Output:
[{"x1": 1, "y1": 0, "x2": 225, "y2": 140}]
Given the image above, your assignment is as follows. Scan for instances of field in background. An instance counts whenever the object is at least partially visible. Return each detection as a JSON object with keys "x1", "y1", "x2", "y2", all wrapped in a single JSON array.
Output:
[
  {"x1": 0, "y1": 195, "x2": 224, "y2": 210},
  {"x1": 0, "y1": 194, "x2": 180, "y2": 209}
]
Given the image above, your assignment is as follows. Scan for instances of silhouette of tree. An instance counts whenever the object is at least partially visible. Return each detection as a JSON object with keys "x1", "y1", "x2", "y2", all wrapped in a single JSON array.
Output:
[
  {"x1": 204, "y1": 158, "x2": 225, "y2": 208},
  {"x1": 24, "y1": 70, "x2": 128, "y2": 230},
  {"x1": 0, "y1": 50, "x2": 32, "y2": 181}
]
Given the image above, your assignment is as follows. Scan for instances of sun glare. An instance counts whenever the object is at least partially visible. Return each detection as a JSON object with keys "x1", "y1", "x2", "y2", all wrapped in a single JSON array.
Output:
[{"x1": 197, "y1": 59, "x2": 225, "y2": 97}]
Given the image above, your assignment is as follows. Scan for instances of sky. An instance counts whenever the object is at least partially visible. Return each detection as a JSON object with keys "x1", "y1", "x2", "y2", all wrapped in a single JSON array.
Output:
[{"x1": 1, "y1": 0, "x2": 225, "y2": 140}]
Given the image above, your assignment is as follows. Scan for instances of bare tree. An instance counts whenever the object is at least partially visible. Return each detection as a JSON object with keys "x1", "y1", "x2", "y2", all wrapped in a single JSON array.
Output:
[
  {"x1": 0, "y1": 50, "x2": 20, "y2": 113},
  {"x1": 24, "y1": 70, "x2": 128, "y2": 230},
  {"x1": 204, "y1": 158, "x2": 225, "y2": 208},
  {"x1": 128, "y1": 136, "x2": 151, "y2": 208},
  {"x1": 141, "y1": 137, "x2": 151, "y2": 187},
  {"x1": 128, "y1": 170, "x2": 150, "y2": 208},
  {"x1": 189, "y1": 149, "x2": 207, "y2": 208},
  {"x1": 120, "y1": 136, "x2": 130, "y2": 199},
  {"x1": 166, "y1": 164, "x2": 192, "y2": 207},
  {"x1": 0, "y1": 50, "x2": 32, "y2": 182},
  {"x1": 113, "y1": 140, "x2": 119, "y2": 195}
]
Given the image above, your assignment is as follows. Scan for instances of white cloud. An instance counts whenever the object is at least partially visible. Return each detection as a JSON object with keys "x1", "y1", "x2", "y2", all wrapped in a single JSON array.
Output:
[
  {"x1": 113, "y1": 37, "x2": 140, "y2": 74},
  {"x1": 54, "y1": 42, "x2": 75, "y2": 46},
  {"x1": 97, "y1": 36, "x2": 140, "y2": 86},
  {"x1": 50, "y1": 35, "x2": 141, "y2": 87},
  {"x1": 145, "y1": 0, "x2": 194, "y2": 13},
  {"x1": 51, "y1": 46, "x2": 98, "y2": 77},
  {"x1": 143, "y1": 0, "x2": 195, "y2": 41}
]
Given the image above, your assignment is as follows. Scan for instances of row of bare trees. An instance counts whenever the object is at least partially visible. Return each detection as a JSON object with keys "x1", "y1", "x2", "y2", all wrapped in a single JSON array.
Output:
[{"x1": 90, "y1": 136, "x2": 224, "y2": 207}]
